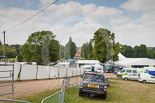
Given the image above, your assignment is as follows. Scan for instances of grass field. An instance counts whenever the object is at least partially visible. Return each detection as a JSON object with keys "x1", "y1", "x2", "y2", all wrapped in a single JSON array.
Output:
[
  {"x1": 18, "y1": 79, "x2": 155, "y2": 103},
  {"x1": 65, "y1": 79, "x2": 155, "y2": 103}
]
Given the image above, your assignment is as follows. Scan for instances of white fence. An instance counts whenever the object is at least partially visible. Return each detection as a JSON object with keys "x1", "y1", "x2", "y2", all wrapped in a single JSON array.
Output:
[{"x1": 0, "y1": 64, "x2": 84, "y2": 81}]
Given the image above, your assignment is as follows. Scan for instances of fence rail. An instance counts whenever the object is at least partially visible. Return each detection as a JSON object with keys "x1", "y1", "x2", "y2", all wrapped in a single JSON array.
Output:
[
  {"x1": 0, "y1": 64, "x2": 14, "y2": 97},
  {"x1": 41, "y1": 80, "x2": 68, "y2": 103},
  {"x1": 0, "y1": 98, "x2": 30, "y2": 103}
]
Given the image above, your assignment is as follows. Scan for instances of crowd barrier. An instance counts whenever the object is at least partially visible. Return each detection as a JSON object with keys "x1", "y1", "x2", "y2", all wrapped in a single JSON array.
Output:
[{"x1": 0, "y1": 64, "x2": 84, "y2": 81}]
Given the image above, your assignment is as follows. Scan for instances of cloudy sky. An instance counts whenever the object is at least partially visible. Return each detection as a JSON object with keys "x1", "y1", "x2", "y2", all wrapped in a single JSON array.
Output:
[{"x1": 0, "y1": 0, "x2": 155, "y2": 47}]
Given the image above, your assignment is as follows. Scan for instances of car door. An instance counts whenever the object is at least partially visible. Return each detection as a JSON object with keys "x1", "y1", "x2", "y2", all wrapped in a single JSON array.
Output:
[
  {"x1": 150, "y1": 75, "x2": 155, "y2": 83},
  {"x1": 128, "y1": 74, "x2": 135, "y2": 80}
]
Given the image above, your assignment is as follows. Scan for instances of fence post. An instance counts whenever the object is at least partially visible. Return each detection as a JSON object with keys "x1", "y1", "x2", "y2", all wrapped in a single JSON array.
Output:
[
  {"x1": 49, "y1": 66, "x2": 51, "y2": 79},
  {"x1": 66, "y1": 67, "x2": 68, "y2": 77},
  {"x1": 12, "y1": 64, "x2": 14, "y2": 98},
  {"x1": 35, "y1": 65, "x2": 38, "y2": 80},
  {"x1": 19, "y1": 64, "x2": 22, "y2": 80},
  {"x1": 58, "y1": 65, "x2": 60, "y2": 78},
  {"x1": 72, "y1": 68, "x2": 73, "y2": 77}
]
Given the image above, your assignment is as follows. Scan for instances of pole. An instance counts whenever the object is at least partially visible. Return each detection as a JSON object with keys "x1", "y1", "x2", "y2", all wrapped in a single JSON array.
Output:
[{"x1": 3, "y1": 31, "x2": 6, "y2": 63}]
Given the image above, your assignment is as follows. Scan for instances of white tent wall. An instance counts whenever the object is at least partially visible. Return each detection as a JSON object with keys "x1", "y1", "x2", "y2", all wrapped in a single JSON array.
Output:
[
  {"x1": 50, "y1": 67, "x2": 59, "y2": 78},
  {"x1": 76, "y1": 68, "x2": 81, "y2": 75},
  {"x1": 0, "y1": 66, "x2": 13, "y2": 81},
  {"x1": 14, "y1": 63, "x2": 21, "y2": 80},
  {"x1": 72, "y1": 68, "x2": 77, "y2": 76},
  {"x1": 67, "y1": 68, "x2": 73, "y2": 77},
  {"x1": 80, "y1": 67, "x2": 85, "y2": 75},
  {"x1": 20, "y1": 65, "x2": 37, "y2": 80},
  {"x1": 37, "y1": 66, "x2": 51, "y2": 79},
  {"x1": 59, "y1": 67, "x2": 67, "y2": 78}
]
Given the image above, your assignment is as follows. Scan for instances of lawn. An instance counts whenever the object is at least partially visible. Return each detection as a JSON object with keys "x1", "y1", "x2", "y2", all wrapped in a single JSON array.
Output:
[
  {"x1": 65, "y1": 79, "x2": 155, "y2": 103},
  {"x1": 17, "y1": 79, "x2": 155, "y2": 103}
]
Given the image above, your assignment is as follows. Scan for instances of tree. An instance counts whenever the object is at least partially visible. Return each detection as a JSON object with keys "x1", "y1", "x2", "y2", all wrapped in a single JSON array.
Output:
[
  {"x1": 93, "y1": 28, "x2": 120, "y2": 63},
  {"x1": 0, "y1": 40, "x2": 2, "y2": 45},
  {"x1": 133, "y1": 44, "x2": 148, "y2": 58},
  {"x1": 64, "y1": 37, "x2": 76, "y2": 59},
  {"x1": 81, "y1": 40, "x2": 93, "y2": 59},
  {"x1": 20, "y1": 31, "x2": 59, "y2": 65},
  {"x1": 120, "y1": 45, "x2": 134, "y2": 57},
  {"x1": 59, "y1": 45, "x2": 65, "y2": 59}
]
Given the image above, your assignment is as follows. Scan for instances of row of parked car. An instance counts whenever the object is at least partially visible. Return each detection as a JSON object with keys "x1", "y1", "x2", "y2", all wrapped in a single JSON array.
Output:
[{"x1": 117, "y1": 67, "x2": 155, "y2": 83}]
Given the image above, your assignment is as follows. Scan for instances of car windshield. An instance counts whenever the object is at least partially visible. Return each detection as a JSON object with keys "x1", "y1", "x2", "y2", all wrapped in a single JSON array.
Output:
[{"x1": 83, "y1": 73, "x2": 105, "y2": 83}]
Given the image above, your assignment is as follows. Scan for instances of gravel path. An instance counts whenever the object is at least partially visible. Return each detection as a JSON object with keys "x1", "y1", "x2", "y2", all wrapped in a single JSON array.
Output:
[{"x1": 0, "y1": 76, "x2": 82, "y2": 99}]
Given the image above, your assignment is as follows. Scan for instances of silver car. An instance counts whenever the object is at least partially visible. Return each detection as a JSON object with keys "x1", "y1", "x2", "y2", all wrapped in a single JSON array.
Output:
[{"x1": 122, "y1": 73, "x2": 139, "y2": 81}]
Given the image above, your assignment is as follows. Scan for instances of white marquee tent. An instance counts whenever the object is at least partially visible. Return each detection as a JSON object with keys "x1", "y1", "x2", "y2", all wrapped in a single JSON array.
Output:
[{"x1": 115, "y1": 53, "x2": 155, "y2": 67}]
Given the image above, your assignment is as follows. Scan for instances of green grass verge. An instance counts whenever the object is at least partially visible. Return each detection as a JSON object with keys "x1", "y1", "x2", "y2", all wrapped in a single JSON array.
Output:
[
  {"x1": 17, "y1": 80, "x2": 155, "y2": 103},
  {"x1": 19, "y1": 89, "x2": 60, "y2": 103}
]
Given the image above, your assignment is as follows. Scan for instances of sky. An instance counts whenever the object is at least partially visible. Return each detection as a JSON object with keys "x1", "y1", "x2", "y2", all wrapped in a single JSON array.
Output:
[{"x1": 0, "y1": 0, "x2": 155, "y2": 47}]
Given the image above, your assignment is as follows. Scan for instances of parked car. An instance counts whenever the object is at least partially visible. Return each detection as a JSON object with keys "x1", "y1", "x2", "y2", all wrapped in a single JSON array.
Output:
[
  {"x1": 117, "y1": 68, "x2": 141, "y2": 78},
  {"x1": 103, "y1": 65, "x2": 113, "y2": 73},
  {"x1": 138, "y1": 67, "x2": 155, "y2": 83},
  {"x1": 79, "y1": 72, "x2": 107, "y2": 99},
  {"x1": 103, "y1": 65, "x2": 124, "y2": 73},
  {"x1": 122, "y1": 73, "x2": 139, "y2": 81}
]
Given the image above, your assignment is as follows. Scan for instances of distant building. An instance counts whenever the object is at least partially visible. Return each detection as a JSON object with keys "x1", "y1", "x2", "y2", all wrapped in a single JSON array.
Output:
[{"x1": 74, "y1": 48, "x2": 81, "y2": 59}]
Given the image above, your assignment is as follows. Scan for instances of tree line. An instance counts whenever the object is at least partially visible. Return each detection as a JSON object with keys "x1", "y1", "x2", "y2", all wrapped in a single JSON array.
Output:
[
  {"x1": 120, "y1": 44, "x2": 155, "y2": 58},
  {"x1": 0, "y1": 28, "x2": 154, "y2": 65}
]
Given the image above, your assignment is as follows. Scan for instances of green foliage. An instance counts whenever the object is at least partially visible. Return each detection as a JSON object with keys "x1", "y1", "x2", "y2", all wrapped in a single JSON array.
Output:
[
  {"x1": 120, "y1": 45, "x2": 134, "y2": 57},
  {"x1": 0, "y1": 40, "x2": 2, "y2": 45},
  {"x1": 81, "y1": 40, "x2": 93, "y2": 59},
  {"x1": 133, "y1": 44, "x2": 148, "y2": 58},
  {"x1": 93, "y1": 28, "x2": 120, "y2": 63},
  {"x1": 0, "y1": 45, "x2": 18, "y2": 58},
  {"x1": 59, "y1": 45, "x2": 65, "y2": 59},
  {"x1": 64, "y1": 37, "x2": 76, "y2": 59},
  {"x1": 19, "y1": 31, "x2": 59, "y2": 65}
]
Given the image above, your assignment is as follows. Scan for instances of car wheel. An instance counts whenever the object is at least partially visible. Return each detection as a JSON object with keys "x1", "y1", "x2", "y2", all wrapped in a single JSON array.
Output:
[
  {"x1": 102, "y1": 94, "x2": 107, "y2": 99},
  {"x1": 124, "y1": 77, "x2": 128, "y2": 80},
  {"x1": 143, "y1": 80, "x2": 146, "y2": 83},
  {"x1": 79, "y1": 90, "x2": 83, "y2": 96}
]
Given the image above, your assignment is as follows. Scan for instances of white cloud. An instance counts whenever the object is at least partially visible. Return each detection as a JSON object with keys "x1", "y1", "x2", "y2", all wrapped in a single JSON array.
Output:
[
  {"x1": 0, "y1": 1, "x2": 154, "y2": 47},
  {"x1": 120, "y1": 0, "x2": 155, "y2": 12}
]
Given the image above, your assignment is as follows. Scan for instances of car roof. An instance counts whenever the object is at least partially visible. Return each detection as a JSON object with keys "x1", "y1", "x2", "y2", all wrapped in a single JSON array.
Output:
[{"x1": 84, "y1": 71, "x2": 104, "y2": 75}]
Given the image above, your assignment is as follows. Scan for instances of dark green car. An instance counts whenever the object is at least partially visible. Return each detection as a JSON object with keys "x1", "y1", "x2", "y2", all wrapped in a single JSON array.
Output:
[{"x1": 79, "y1": 72, "x2": 107, "y2": 99}]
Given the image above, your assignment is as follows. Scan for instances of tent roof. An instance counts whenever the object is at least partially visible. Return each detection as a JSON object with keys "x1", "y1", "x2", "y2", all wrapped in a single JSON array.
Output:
[
  {"x1": 115, "y1": 58, "x2": 155, "y2": 66},
  {"x1": 118, "y1": 53, "x2": 126, "y2": 60}
]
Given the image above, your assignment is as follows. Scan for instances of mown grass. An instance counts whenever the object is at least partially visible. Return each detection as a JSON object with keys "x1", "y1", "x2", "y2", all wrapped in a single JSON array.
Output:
[
  {"x1": 16, "y1": 79, "x2": 155, "y2": 103},
  {"x1": 65, "y1": 80, "x2": 155, "y2": 103},
  {"x1": 18, "y1": 89, "x2": 60, "y2": 103}
]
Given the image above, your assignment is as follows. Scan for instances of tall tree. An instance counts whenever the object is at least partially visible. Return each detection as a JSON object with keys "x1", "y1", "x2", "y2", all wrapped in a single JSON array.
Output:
[
  {"x1": 0, "y1": 40, "x2": 2, "y2": 45},
  {"x1": 19, "y1": 31, "x2": 59, "y2": 65},
  {"x1": 81, "y1": 40, "x2": 93, "y2": 59},
  {"x1": 59, "y1": 45, "x2": 65, "y2": 59},
  {"x1": 93, "y1": 28, "x2": 120, "y2": 63},
  {"x1": 64, "y1": 37, "x2": 76, "y2": 59}
]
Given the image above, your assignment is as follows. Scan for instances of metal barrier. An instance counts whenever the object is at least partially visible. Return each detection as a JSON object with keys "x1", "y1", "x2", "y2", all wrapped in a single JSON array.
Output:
[
  {"x1": 41, "y1": 81, "x2": 66, "y2": 103},
  {"x1": 0, "y1": 98, "x2": 30, "y2": 103},
  {"x1": 0, "y1": 64, "x2": 14, "y2": 97}
]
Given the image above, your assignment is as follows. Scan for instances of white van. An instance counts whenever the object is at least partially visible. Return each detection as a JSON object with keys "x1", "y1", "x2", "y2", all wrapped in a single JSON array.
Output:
[
  {"x1": 93, "y1": 64, "x2": 104, "y2": 73},
  {"x1": 138, "y1": 67, "x2": 155, "y2": 83},
  {"x1": 84, "y1": 65, "x2": 92, "y2": 72},
  {"x1": 117, "y1": 68, "x2": 141, "y2": 78}
]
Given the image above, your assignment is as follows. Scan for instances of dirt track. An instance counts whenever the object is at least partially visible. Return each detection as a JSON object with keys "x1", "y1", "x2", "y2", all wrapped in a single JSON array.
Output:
[{"x1": 0, "y1": 76, "x2": 82, "y2": 99}]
